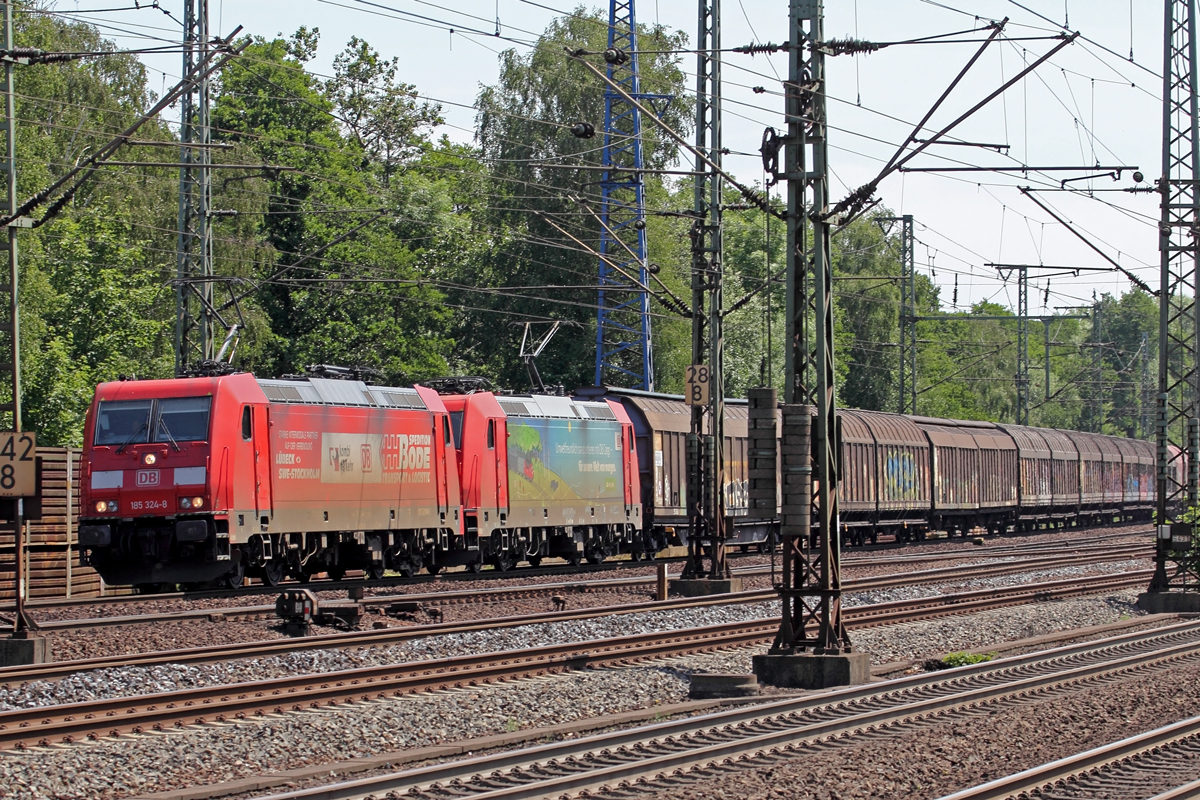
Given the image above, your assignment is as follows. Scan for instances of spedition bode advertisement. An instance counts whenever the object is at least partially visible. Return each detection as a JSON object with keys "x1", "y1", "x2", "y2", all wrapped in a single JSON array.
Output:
[
  {"x1": 274, "y1": 429, "x2": 432, "y2": 485},
  {"x1": 507, "y1": 417, "x2": 623, "y2": 503}
]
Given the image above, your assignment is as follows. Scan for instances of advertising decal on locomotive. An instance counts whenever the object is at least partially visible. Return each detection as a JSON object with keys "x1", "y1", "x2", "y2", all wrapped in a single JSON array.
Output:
[{"x1": 507, "y1": 416, "x2": 624, "y2": 503}]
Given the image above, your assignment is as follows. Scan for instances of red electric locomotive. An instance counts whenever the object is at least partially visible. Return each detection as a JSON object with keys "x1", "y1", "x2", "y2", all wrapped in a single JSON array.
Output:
[
  {"x1": 440, "y1": 390, "x2": 644, "y2": 570},
  {"x1": 78, "y1": 371, "x2": 462, "y2": 590},
  {"x1": 78, "y1": 370, "x2": 645, "y2": 589}
]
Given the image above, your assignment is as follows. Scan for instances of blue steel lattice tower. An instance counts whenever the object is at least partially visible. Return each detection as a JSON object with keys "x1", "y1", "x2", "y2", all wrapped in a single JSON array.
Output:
[{"x1": 595, "y1": 0, "x2": 661, "y2": 389}]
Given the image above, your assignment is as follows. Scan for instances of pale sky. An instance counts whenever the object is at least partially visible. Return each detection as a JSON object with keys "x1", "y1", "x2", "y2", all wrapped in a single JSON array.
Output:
[{"x1": 49, "y1": 0, "x2": 1168, "y2": 316}]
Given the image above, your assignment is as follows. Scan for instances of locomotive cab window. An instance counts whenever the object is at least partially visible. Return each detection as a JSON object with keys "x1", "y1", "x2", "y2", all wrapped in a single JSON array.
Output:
[
  {"x1": 241, "y1": 406, "x2": 252, "y2": 441},
  {"x1": 155, "y1": 397, "x2": 212, "y2": 443},
  {"x1": 487, "y1": 420, "x2": 495, "y2": 450},
  {"x1": 448, "y1": 411, "x2": 463, "y2": 448},
  {"x1": 443, "y1": 416, "x2": 451, "y2": 446},
  {"x1": 94, "y1": 399, "x2": 152, "y2": 446},
  {"x1": 95, "y1": 397, "x2": 212, "y2": 447}
]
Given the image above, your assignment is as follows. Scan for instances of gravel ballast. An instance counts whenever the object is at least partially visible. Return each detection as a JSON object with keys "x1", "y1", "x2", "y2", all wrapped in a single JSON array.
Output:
[
  {"x1": 0, "y1": 590, "x2": 1162, "y2": 800},
  {"x1": 1, "y1": 559, "x2": 1148, "y2": 713},
  {"x1": 630, "y1": 650, "x2": 1200, "y2": 800}
]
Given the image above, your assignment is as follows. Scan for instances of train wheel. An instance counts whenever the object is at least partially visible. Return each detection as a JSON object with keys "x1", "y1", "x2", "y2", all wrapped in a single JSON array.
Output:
[
  {"x1": 368, "y1": 563, "x2": 386, "y2": 581},
  {"x1": 327, "y1": 567, "x2": 346, "y2": 582},
  {"x1": 466, "y1": 559, "x2": 483, "y2": 574},
  {"x1": 567, "y1": 554, "x2": 581, "y2": 567},
  {"x1": 425, "y1": 562, "x2": 443, "y2": 575},
  {"x1": 224, "y1": 560, "x2": 245, "y2": 590},
  {"x1": 494, "y1": 552, "x2": 516, "y2": 572},
  {"x1": 295, "y1": 570, "x2": 311, "y2": 584},
  {"x1": 262, "y1": 560, "x2": 285, "y2": 587},
  {"x1": 527, "y1": 555, "x2": 543, "y2": 568}
]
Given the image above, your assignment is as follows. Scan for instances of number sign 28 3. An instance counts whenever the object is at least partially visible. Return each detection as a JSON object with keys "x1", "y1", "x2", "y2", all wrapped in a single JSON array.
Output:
[{"x1": 0, "y1": 432, "x2": 36, "y2": 496}]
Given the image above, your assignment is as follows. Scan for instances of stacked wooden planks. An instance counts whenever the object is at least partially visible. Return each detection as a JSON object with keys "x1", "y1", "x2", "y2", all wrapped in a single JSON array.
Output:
[{"x1": 0, "y1": 447, "x2": 122, "y2": 600}]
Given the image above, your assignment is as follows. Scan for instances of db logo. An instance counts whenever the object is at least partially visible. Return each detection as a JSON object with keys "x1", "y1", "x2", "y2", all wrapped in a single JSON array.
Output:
[
  {"x1": 360, "y1": 444, "x2": 372, "y2": 472},
  {"x1": 136, "y1": 469, "x2": 160, "y2": 487}
]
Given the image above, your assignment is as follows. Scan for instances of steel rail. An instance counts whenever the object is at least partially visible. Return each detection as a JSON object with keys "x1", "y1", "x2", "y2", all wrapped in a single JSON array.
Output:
[
  {"x1": 12, "y1": 543, "x2": 1151, "y2": 633},
  {"x1": 0, "y1": 569, "x2": 1151, "y2": 749},
  {"x1": 935, "y1": 715, "x2": 1200, "y2": 800},
  {"x1": 246, "y1": 621, "x2": 1200, "y2": 800}
]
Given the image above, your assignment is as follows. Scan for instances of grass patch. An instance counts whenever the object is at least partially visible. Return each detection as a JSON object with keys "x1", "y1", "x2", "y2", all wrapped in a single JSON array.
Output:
[{"x1": 925, "y1": 651, "x2": 997, "y2": 671}]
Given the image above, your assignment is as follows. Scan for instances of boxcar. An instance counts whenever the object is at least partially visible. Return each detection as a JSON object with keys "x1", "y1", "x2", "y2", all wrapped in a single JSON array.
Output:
[
  {"x1": 996, "y1": 423, "x2": 1053, "y2": 527},
  {"x1": 1113, "y1": 435, "x2": 1154, "y2": 520},
  {"x1": 838, "y1": 409, "x2": 878, "y2": 541},
  {"x1": 1069, "y1": 430, "x2": 1106, "y2": 519},
  {"x1": 915, "y1": 417, "x2": 1018, "y2": 534},
  {"x1": 865, "y1": 411, "x2": 932, "y2": 542},
  {"x1": 840, "y1": 409, "x2": 932, "y2": 545}
]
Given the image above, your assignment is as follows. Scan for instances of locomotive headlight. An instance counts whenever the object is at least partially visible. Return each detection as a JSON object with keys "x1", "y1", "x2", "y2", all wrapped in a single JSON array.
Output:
[
  {"x1": 191, "y1": 496, "x2": 203, "y2": 509},
  {"x1": 179, "y1": 497, "x2": 193, "y2": 509},
  {"x1": 105, "y1": 500, "x2": 117, "y2": 513},
  {"x1": 95, "y1": 500, "x2": 108, "y2": 513},
  {"x1": 143, "y1": 453, "x2": 157, "y2": 465}
]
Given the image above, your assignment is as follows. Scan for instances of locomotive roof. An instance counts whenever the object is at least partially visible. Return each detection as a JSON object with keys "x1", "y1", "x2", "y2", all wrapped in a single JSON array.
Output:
[
  {"x1": 256, "y1": 378, "x2": 426, "y2": 409},
  {"x1": 495, "y1": 394, "x2": 617, "y2": 421}
]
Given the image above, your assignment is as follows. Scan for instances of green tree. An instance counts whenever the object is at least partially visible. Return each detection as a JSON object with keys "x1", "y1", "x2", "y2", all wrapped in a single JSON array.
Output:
[
  {"x1": 13, "y1": 4, "x2": 177, "y2": 444},
  {"x1": 469, "y1": 8, "x2": 691, "y2": 391},
  {"x1": 211, "y1": 30, "x2": 455, "y2": 383}
]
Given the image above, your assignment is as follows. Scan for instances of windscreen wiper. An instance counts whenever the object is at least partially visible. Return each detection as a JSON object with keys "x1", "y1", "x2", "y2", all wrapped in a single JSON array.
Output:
[
  {"x1": 156, "y1": 418, "x2": 181, "y2": 452},
  {"x1": 115, "y1": 421, "x2": 148, "y2": 454}
]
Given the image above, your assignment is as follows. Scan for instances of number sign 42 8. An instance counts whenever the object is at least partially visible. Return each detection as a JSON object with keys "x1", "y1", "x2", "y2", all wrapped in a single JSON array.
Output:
[{"x1": 0, "y1": 432, "x2": 36, "y2": 496}]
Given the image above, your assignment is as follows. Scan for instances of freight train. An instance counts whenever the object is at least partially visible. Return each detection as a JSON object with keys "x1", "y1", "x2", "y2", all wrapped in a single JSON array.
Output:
[{"x1": 76, "y1": 371, "x2": 1169, "y2": 590}]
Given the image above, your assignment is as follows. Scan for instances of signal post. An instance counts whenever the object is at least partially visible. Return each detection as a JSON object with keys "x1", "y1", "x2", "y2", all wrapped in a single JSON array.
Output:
[
  {"x1": 751, "y1": 0, "x2": 869, "y2": 690},
  {"x1": 0, "y1": 3, "x2": 44, "y2": 666}
]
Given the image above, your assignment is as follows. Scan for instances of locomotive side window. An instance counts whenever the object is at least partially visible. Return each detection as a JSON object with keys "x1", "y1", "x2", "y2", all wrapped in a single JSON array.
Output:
[
  {"x1": 242, "y1": 406, "x2": 252, "y2": 441},
  {"x1": 443, "y1": 416, "x2": 451, "y2": 446},
  {"x1": 448, "y1": 411, "x2": 463, "y2": 448},
  {"x1": 155, "y1": 397, "x2": 212, "y2": 443},
  {"x1": 487, "y1": 420, "x2": 495, "y2": 449},
  {"x1": 94, "y1": 400, "x2": 152, "y2": 446}
]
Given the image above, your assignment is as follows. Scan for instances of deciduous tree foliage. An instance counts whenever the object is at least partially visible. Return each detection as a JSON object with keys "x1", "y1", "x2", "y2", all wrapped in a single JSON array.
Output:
[{"x1": 9, "y1": 5, "x2": 1161, "y2": 447}]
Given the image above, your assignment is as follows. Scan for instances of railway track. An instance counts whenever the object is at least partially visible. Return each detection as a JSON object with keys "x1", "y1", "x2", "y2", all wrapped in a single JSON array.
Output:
[
  {"x1": 937, "y1": 715, "x2": 1200, "y2": 799},
  {"x1": 7, "y1": 540, "x2": 1151, "y2": 633},
  {"x1": 226, "y1": 619, "x2": 1200, "y2": 800},
  {"x1": 3, "y1": 526, "x2": 1152, "y2": 617},
  {"x1": 0, "y1": 552, "x2": 1152, "y2": 685},
  {"x1": 0, "y1": 568, "x2": 1151, "y2": 750}
]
